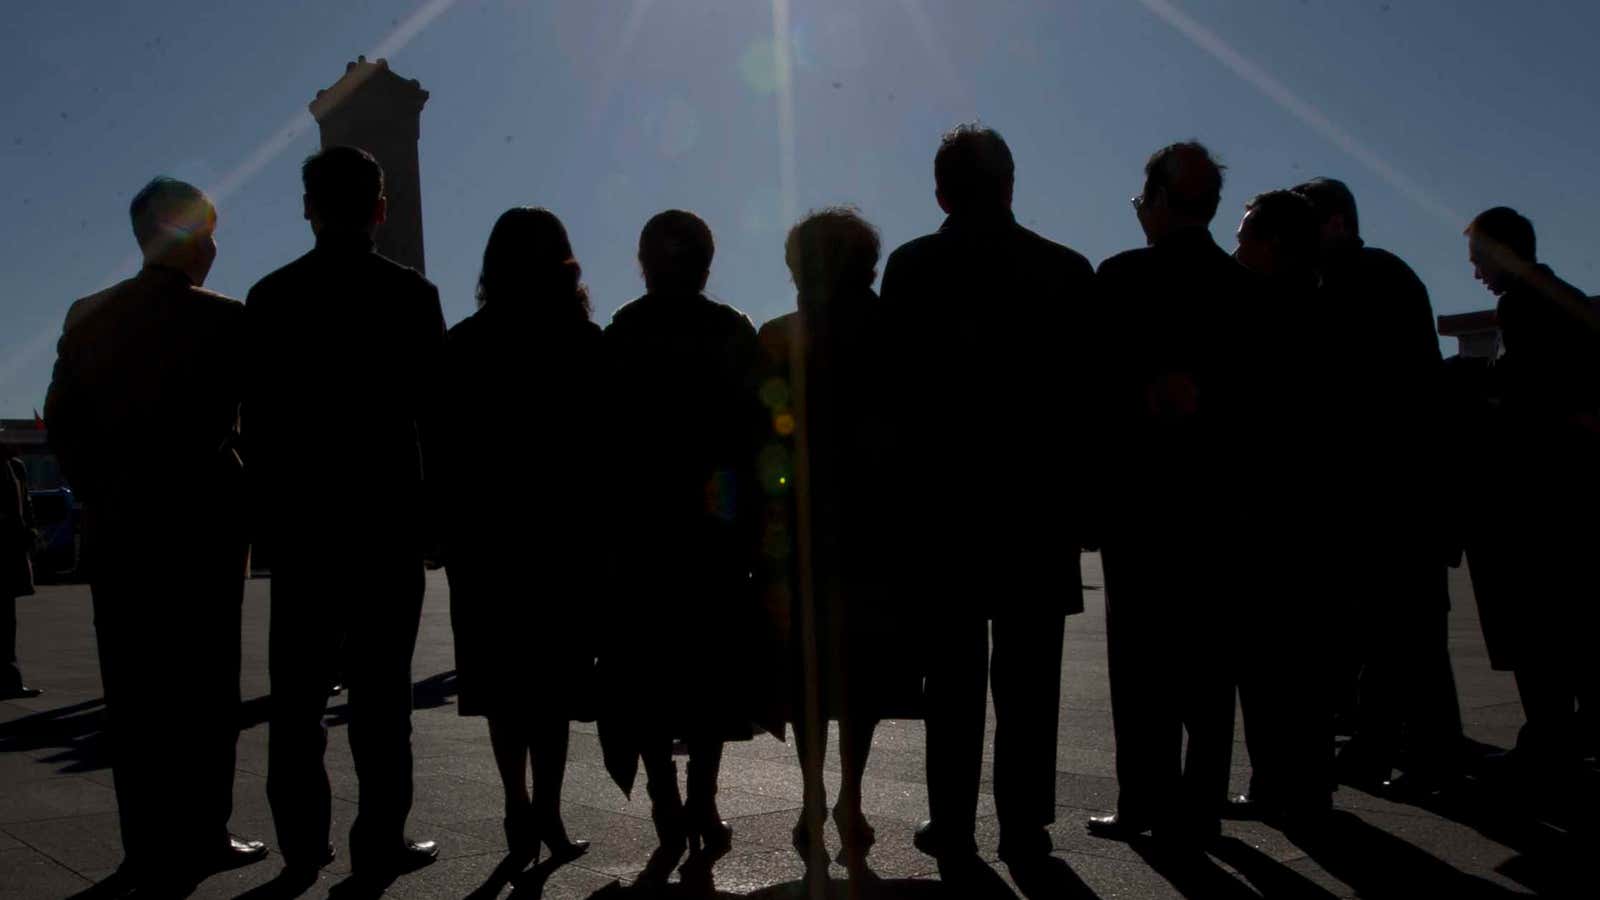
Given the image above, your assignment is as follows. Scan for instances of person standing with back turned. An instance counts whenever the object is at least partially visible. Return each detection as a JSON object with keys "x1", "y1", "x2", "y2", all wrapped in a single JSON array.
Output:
[
  {"x1": 244, "y1": 146, "x2": 445, "y2": 883},
  {"x1": 879, "y1": 124, "x2": 1096, "y2": 871},
  {"x1": 45, "y1": 177, "x2": 267, "y2": 891}
]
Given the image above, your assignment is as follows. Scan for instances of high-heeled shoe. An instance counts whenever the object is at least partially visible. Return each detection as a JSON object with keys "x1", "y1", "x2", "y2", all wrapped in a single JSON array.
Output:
[
  {"x1": 539, "y1": 816, "x2": 590, "y2": 862},
  {"x1": 686, "y1": 801, "x2": 733, "y2": 854}
]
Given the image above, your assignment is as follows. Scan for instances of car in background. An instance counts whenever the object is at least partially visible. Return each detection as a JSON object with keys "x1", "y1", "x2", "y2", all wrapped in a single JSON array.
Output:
[{"x1": 28, "y1": 486, "x2": 81, "y2": 580}]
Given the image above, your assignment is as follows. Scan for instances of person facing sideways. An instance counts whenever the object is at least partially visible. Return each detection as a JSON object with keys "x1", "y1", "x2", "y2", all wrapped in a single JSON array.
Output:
[
  {"x1": 878, "y1": 123, "x2": 1095, "y2": 870},
  {"x1": 442, "y1": 207, "x2": 600, "y2": 864},
  {"x1": 1460, "y1": 207, "x2": 1600, "y2": 787},
  {"x1": 43, "y1": 177, "x2": 267, "y2": 892},
  {"x1": 242, "y1": 146, "x2": 445, "y2": 883},
  {"x1": 1088, "y1": 141, "x2": 1261, "y2": 846},
  {"x1": 1226, "y1": 189, "x2": 1338, "y2": 827},
  {"x1": 1, "y1": 443, "x2": 40, "y2": 700},
  {"x1": 598, "y1": 209, "x2": 770, "y2": 882},
  {"x1": 1291, "y1": 177, "x2": 1462, "y2": 799},
  {"x1": 756, "y1": 207, "x2": 917, "y2": 877}
]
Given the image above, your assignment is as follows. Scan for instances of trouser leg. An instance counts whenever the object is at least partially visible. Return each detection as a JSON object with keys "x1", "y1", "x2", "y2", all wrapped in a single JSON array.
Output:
[
  {"x1": 530, "y1": 714, "x2": 571, "y2": 826},
  {"x1": 346, "y1": 566, "x2": 424, "y2": 869},
  {"x1": 1104, "y1": 551, "x2": 1181, "y2": 826},
  {"x1": 922, "y1": 612, "x2": 987, "y2": 837},
  {"x1": 1, "y1": 593, "x2": 19, "y2": 690},
  {"x1": 1514, "y1": 663, "x2": 1577, "y2": 768},
  {"x1": 1179, "y1": 637, "x2": 1235, "y2": 835},
  {"x1": 991, "y1": 611, "x2": 1064, "y2": 833},
  {"x1": 266, "y1": 571, "x2": 339, "y2": 866},
  {"x1": 685, "y1": 739, "x2": 724, "y2": 812}
]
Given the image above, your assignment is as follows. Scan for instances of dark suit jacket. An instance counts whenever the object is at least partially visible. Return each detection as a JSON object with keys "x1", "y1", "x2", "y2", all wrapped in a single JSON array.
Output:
[
  {"x1": 242, "y1": 234, "x2": 446, "y2": 557},
  {"x1": 879, "y1": 212, "x2": 1095, "y2": 614},
  {"x1": 44, "y1": 265, "x2": 246, "y2": 571},
  {"x1": 1095, "y1": 228, "x2": 1263, "y2": 555},
  {"x1": 2, "y1": 457, "x2": 34, "y2": 598}
]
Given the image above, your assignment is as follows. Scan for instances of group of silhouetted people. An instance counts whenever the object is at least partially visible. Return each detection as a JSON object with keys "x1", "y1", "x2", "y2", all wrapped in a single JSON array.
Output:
[{"x1": 37, "y1": 124, "x2": 1598, "y2": 896}]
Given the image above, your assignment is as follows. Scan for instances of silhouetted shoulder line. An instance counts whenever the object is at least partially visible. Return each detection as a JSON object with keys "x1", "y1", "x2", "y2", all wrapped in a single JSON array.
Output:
[
  {"x1": 1096, "y1": 246, "x2": 1156, "y2": 278},
  {"x1": 62, "y1": 282, "x2": 124, "y2": 333}
]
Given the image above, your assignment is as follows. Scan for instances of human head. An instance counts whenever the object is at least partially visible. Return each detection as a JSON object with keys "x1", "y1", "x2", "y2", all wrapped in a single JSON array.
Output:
[
  {"x1": 784, "y1": 207, "x2": 880, "y2": 301},
  {"x1": 934, "y1": 124, "x2": 1015, "y2": 216},
  {"x1": 1465, "y1": 206, "x2": 1536, "y2": 296},
  {"x1": 129, "y1": 176, "x2": 218, "y2": 283},
  {"x1": 1134, "y1": 141, "x2": 1225, "y2": 244},
  {"x1": 1234, "y1": 189, "x2": 1318, "y2": 280},
  {"x1": 1292, "y1": 177, "x2": 1360, "y2": 256},
  {"x1": 301, "y1": 145, "x2": 386, "y2": 237},
  {"x1": 476, "y1": 207, "x2": 591, "y2": 320},
  {"x1": 638, "y1": 210, "x2": 714, "y2": 294}
]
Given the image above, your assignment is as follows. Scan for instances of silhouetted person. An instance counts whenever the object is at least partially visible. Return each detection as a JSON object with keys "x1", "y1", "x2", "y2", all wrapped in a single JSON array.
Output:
[
  {"x1": 1, "y1": 445, "x2": 40, "y2": 699},
  {"x1": 1463, "y1": 206, "x2": 1600, "y2": 784},
  {"x1": 757, "y1": 208, "x2": 912, "y2": 875},
  {"x1": 444, "y1": 207, "x2": 597, "y2": 864},
  {"x1": 43, "y1": 177, "x2": 266, "y2": 886},
  {"x1": 879, "y1": 124, "x2": 1095, "y2": 866},
  {"x1": 600, "y1": 210, "x2": 766, "y2": 869},
  {"x1": 1089, "y1": 142, "x2": 1258, "y2": 845},
  {"x1": 244, "y1": 146, "x2": 444, "y2": 879},
  {"x1": 1228, "y1": 189, "x2": 1336, "y2": 824},
  {"x1": 1293, "y1": 177, "x2": 1462, "y2": 797}
]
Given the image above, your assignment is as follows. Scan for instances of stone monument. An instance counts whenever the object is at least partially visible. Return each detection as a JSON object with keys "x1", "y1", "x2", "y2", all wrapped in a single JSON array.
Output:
[{"x1": 309, "y1": 56, "x2": 429, "y2": 273}]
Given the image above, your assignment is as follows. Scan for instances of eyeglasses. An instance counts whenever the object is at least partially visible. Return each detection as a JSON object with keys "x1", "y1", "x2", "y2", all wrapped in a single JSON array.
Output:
[{"x1": 1130, "y1": 194, "x2": 1144, "y2": 211}]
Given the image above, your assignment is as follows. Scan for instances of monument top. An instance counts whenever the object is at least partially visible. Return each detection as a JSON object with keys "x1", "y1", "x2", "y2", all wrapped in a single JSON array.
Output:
[{"x1": 309, "y1": 55, "x2": 429, "y2": 123}]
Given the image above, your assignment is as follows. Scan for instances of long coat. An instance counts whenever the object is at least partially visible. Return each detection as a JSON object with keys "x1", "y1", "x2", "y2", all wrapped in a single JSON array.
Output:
[
  {"x1": 599, "y1": 290, "x2": 774, "y2": 747},
  {"x1": 756, "y1": 291, "x2": 921, "y2": 722},
  {"x1": 442, "y1": 304, "x2": 605, "y2": 719},
  {"x1": 877, "y1": 212, "x2": 1097, "y2": 615},
  {"x1": 1, "y1": 457, "x2": 34, "y2": 599}
]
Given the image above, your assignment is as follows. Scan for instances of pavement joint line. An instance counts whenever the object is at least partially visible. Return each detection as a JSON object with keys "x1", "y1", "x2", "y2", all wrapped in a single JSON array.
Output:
[{"x1": 0, "y1": 824, "x2": 97, "y2": 883}]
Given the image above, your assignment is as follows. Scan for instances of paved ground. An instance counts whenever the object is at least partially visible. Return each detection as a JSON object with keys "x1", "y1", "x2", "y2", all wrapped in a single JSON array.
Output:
[{"x1": 0, "y1": 555, "x2": 1590, "y2": 898}]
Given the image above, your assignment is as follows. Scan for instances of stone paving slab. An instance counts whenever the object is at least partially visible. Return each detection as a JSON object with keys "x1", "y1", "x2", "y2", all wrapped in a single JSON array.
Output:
[{"x1": 0, "y1": 558, "x2": 1590, "y2": 898}]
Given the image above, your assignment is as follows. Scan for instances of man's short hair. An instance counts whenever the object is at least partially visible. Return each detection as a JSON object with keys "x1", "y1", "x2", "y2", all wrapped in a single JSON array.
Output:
[
  {"x1": 302, "y1": 146, "x2": 384, "y2": 230},
  {"x1": 129, "y1": 177, "x2": 216, "y2": 251},
  {"x1": 1292, "y1": 177, "x2": 1359, "y2": 236},
  {"x1": 934, "y1": 124, "x2": 1015, "y2": 214},
  {"x1": 1144, "y1": 142, "x2": 1225, "y2": 222},
  {"x1": 1466, "y1": 206, "x2": 1536, "y2": 262},
  {"x1": 639, "y1": 209, "x2": 715, "y2": 293},
  {"x1": 785, "y1": 207, "x2": 880, "y2": 294},
  {"x1": 1243, "y1": 189, "x2": 1318, "y2": 259}
]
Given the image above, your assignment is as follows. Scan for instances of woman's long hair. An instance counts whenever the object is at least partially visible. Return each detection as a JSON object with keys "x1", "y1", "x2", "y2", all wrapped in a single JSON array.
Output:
[{"x1": 476, "y1": 207, "x2": 592, "y2": 321}]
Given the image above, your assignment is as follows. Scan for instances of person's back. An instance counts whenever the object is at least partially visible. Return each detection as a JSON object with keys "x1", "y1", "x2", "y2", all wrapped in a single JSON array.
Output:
[
  {"x1": 246, "y1": 234, "x2": 443, "y2": 541},
  {"x1": 246, "y1": 147, "x2": 443, "y2": 881}
]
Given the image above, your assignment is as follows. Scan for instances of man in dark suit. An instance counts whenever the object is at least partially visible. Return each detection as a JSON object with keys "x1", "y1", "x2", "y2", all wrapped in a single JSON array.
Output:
[
  {"x1": 1463, "y1": 207, "x2": 1600, "y2": 786},
  {"x1": 1228, "y1": 189, "x2": 1336, "y2": 825},
  {"x1": 879, "y1": 124, "x2": 1095, "y2": 867},
  {"x1": 1, "y1": 446, "x2": 40, "y2": 700},
  {"x1": 244, "y1": 146, "x2": 445, "y2": 880},
  {"x1": 1087, "y1": 143, "x2": 1260, "y2": 845},
  {"x1": 44, "y1": 177, "x2": 267, "y2": 887},
  {"x1": 1293, "y1": 178, "x2": 1461, "y2": 798}
]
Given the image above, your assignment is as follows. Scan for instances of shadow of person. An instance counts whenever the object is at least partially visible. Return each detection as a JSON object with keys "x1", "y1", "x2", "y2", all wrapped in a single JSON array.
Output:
[
  {"x1": 0, "y1": 697, "x2": 108, "y2": 774},
  {"x1": 1396, "y1": 774, "x2": 1583, "y2": 896},
  {"x1": 1003, "y1": 855, "x2": 1102, "y2": 900},
  {"x1": 228, "y1": 865, "x2": 323, "y2": 900},
  {"x1": 466, "y1": 850, "x2": 539, "y2": 900},
  {"x1": 1207, "y1": 836, "x2": 1340, "y2": 899},
  {"x1": 1131, "y1": 842, "x2": 1259, "y2": 900},
  {"x1": 934, "y1": 856, "x2": 1020, "y2": 899},
  {"x1": 1286, "y1": 810, "x2": 1526, "y2": 898}
]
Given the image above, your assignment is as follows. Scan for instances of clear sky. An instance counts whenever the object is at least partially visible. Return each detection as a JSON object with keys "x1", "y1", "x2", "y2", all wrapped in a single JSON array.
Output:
[{"x1": 3, "y1": 0, "x2": 1597, "y2": 416}]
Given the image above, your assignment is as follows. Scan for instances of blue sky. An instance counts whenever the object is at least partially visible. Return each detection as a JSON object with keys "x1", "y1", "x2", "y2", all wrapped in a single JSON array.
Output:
[{"x1": 3, "y1": 0, "x2": 1597, "y2": 416}]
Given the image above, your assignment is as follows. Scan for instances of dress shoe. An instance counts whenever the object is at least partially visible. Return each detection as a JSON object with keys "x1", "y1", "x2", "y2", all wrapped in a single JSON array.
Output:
[
  {"x1": 201, "y1": 834, "x2": 269, "y2": 872},
  {"x1": 686, "y1": 799, "x2": 733, "y2": 853},
  {"x1": 359, "y1": 839, "x2": 438, "y2": 877},
  {"x1": 997, "y1": 826, "x2": 1053, "y2": 865},
  {"x1": 1085, "y1": 814, "x2": 1149, "y2": 842},
  {"x1": 0, "y1": 684, "x2": 41, "y2": 699},
  {"x1": 833, "y1": 805, "x2": 876, "y2": 858},
  {"x1": 1223, "y1": 793, "x2": 1275, "y2": 821},
  {"x1": 912, "y1": 819, "x2": 978, "y2": 859},
  {"x1": 539, "y1": 817, "x2": 590, "y2": 863}
]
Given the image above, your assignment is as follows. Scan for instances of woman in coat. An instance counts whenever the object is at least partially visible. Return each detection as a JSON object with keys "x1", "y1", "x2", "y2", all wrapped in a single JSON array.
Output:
[
  {"x1": 756, "y1": 208, "x2": 914, "y2": 873},
  {"x1": 444, "y1": 207, "x2": 600, "y2": 862},
  {"x1": 600, "y1": 210, "x2": 770, "y2": 871}
]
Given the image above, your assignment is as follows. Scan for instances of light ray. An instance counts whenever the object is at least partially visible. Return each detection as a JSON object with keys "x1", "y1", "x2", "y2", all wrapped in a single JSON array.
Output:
[
  {"x1": 772, "y1": 0, "x2": 797, "y2": 228},
  {"x1": 587, "y1": 0, "x2": 655, "y2": 124},
  {"x1": 893, "y1": 0, "x2": 977, "y2": 117},
  {"x1": 1134, "y1": 0, "x2": 1462, "y2": 227}
]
